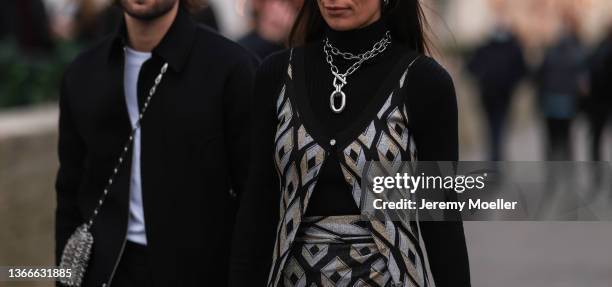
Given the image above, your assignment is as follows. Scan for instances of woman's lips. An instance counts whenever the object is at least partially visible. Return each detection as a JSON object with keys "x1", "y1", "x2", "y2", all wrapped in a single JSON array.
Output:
[{"x1": 324, "y1": 6, "x2": 350, "y2": 17}]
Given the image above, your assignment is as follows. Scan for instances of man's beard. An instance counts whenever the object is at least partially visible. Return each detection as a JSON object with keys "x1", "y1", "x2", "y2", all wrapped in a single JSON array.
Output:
[{"x1": 120, "y1": 0, "x2": 178, "y2": 21}]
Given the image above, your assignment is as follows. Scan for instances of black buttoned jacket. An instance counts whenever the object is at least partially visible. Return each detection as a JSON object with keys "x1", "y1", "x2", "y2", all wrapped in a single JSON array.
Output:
[{"x1": 55, "y1": 8, "x2": 257, "y2": 286}]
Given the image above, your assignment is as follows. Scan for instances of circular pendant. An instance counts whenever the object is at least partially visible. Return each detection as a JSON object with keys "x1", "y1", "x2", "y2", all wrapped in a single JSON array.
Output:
[{"x1": 330, "y1": 90, "x2": 346, "y2": 114}]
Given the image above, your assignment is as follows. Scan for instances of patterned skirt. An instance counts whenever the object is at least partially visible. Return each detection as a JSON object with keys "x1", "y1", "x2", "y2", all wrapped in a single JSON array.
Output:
[{"x1": 282, "y1": 216, "x2": 394, "y2": 287}]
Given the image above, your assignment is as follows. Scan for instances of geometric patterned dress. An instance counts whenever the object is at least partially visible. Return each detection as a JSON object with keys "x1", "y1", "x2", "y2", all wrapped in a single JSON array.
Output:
[{"x1": 267, "y1": 49, "x2": 430, "y2": 287}]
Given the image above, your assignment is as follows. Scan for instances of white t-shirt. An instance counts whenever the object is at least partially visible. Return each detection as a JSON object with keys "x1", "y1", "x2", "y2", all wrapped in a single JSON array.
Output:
[{"x1": 123, "y1": 47, "x2": 152, "y2": 245}]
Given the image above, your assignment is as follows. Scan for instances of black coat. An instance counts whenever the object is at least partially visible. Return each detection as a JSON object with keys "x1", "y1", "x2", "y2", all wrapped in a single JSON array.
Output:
[
  {"x1": 55, "y1": 8, "x2": 257, "y2": 286},
  {"x1": 467, "y1": 30, "x2": 527, "y2": 97}
]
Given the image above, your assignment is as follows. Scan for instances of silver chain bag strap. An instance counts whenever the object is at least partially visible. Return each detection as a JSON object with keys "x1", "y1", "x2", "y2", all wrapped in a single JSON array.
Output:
[{"x1": 58, "y1": 61, "x2": 169, "y2": 287}]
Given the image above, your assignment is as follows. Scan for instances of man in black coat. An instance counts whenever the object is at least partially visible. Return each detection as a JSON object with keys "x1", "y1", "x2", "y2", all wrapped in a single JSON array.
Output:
[
  {"x1": 467, "y1": 27, "x2": 527, "y2": 161},
  {"x1": 55, "y1": 0, "x2": 257, "y2": 286}
]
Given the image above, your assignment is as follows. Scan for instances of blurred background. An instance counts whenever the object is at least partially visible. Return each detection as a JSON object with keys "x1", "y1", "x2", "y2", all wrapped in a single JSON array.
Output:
[{"x1": 0, "y1": 0, "x2": 611, "y2": 286}]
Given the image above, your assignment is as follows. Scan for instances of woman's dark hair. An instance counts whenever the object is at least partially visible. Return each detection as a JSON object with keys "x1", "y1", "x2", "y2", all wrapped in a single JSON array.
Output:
[{"x1": 289, "y1": 0, "x2": 431, "y2": 54}]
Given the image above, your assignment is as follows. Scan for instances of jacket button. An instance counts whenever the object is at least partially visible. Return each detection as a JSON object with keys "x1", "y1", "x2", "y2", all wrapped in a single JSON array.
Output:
[{"x1": 330, "y1": 139, "x2": 336, "y2": 146}]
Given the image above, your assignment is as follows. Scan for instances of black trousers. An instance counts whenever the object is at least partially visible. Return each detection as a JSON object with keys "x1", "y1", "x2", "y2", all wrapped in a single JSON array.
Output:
[
  {"x1": 111, "y1": 241, "x2": 154, "y2": 287},
  {"x1": 545, "y1": 118, "x2": 572, "y2": 161},
  {"x1": 481, "y1": 90, "x2": 512, "y2": 161},
  {"x1": 589, "y1": 108, "x2": 610, "y2": 161}
]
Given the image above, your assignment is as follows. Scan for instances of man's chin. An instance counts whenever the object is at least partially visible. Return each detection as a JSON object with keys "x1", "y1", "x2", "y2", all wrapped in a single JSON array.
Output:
[
  {"x1": 124, "y1": 9, "x2": 164, "y2": 21},
  {"x1": 121, "y1": 0, "x2": 177, "y2": 21}
]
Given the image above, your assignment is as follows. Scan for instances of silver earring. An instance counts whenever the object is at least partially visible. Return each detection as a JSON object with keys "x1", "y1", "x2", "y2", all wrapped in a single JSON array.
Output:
[{"x1": 383, "y1": 0, "x2": 389, "y2": 7}]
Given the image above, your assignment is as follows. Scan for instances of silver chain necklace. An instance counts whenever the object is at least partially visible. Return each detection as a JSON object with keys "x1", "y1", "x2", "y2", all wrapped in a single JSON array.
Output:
[{"x1": 324, "y1": 31, "x2": 391, "y2": 114}]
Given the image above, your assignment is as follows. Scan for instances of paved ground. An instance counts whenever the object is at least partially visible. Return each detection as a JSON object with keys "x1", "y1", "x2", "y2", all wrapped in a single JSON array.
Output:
[
  {"x1": 452, "y1": 67, "x2": 612, "y2": 287},
  {"x1": 465, "y1": 222, "x2": 612, "y2": 287},
  {"x1": 0, "y1": 105, "x2": 57, "y2": 287}
]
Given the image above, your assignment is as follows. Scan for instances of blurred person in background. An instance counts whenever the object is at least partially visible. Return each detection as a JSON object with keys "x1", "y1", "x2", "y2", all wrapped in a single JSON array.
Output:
[
  {"x1": 535, "y1": 4, "x2": 587, "y2": 161},
  {"x1": 191, "y1": 2, "x2": 220, "y2": 31},
  {"x1": 231, "y1": 0, "x2": 470, "y2": 286},
  {"x1": 467, "y1": 0, "x2": 527, "y2": 161},
  {"x1": 55, "y1": 0, "x2": 256, "y2": 286},
  {"x1": 73, "y1": 0, "x2": 122, "y2": 43},
  {"x1": 0, "y1": 0, "x2": 54, "y2": 54},
  {"x1": 587, "y1": 24, "x2": 612, "y2": 162},
  {"x1": 238, "y1": 0, "x2": 303, "y2": 60},
  {"x1": 1, "y1": 0, "x2": 58, "y2": 108}
]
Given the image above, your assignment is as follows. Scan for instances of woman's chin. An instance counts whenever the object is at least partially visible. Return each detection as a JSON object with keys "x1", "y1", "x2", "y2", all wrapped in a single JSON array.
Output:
[{"x1": 326, "y1": 20, "x2": 359, "y2": 32}]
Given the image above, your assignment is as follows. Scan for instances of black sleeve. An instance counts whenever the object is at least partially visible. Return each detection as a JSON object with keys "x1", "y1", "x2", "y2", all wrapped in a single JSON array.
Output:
[
  {"x1": 223, "y1": 53, "x2": 258, "y2": 198},
  {"x1": 408, "y1": 57, "x2": 471, "y2": 287},
  {"x1": 55, "y1": 70, "x2": 86, "y2": 264},
  {"x1": 409, "y1": 57, "x2": 459, "y2": 161},
  {"x1": 229, "y1": 51, "x2": 288, "y2": 287}
]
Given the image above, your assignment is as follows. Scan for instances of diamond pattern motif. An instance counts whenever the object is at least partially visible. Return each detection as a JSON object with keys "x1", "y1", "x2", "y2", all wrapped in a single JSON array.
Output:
[
  {"x1": 343, "y1": 141, "x2": 366, "y2": 175},
  {"x1": 350, "y1": 244, "x2": 376, "y2": 264},
  {"x1": 302, "y1": 244, "x2": 329, "y2": 267},
  {"x1": 321, "y1": 257, "x2": 351, "y2": 287},
  {"x1": 358, "y1": 122, "x2": 377, "y2": 149},
  {"x1": 276, "y1": 96, "x2": 293, "y2": 141},
  {"x1": 283, "y1": 164, "x2": 299, "y2": 205},
  {"x1": 275, "y1": 127, "x2": 294, "y2": 172},
  {"x1": 284, "y1": 258, "x2": 306, "y2": 287},
  {"x1": 387, "y1": 107, "x2": 409, "y2": 150},
  {"x1": 376, "y1": 132, "x2": 402, "y2": 175},
  {"x1": 300, "y1": 145, "x2": 324, "y2": 185},
  {"x1": 370, "y1": 258, "x2": 391, "y2": 287},
  {"x1": 298, "y1": 125, "x2": 314, "y2": 150}
]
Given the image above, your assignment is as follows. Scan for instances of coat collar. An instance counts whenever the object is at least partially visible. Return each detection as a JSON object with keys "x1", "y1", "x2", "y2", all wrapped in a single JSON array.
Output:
[{"x1": 109, "y1": 7, "x2": 196, "y2": 72}]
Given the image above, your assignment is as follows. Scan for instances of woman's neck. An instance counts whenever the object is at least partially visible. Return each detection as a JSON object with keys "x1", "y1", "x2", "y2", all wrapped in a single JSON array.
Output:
[{"x1": 325, "y1": 17, "x2": 388, "y2": 54}]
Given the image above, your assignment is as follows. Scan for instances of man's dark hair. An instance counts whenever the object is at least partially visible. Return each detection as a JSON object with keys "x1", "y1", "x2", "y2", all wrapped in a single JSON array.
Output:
[{"x1": 181, "y1": 0, "x2": 207, "y2": 13}]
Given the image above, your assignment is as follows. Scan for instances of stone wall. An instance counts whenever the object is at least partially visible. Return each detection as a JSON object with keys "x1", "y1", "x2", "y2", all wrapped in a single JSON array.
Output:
[{"x1": 0, "y1": 105, "x2": 58, "y2": 287}]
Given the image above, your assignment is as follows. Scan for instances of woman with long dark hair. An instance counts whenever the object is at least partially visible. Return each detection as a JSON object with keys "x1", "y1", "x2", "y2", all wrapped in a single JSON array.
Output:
[{"x1": 231, "y1": 1, "x2": 470, "y2": 286}]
